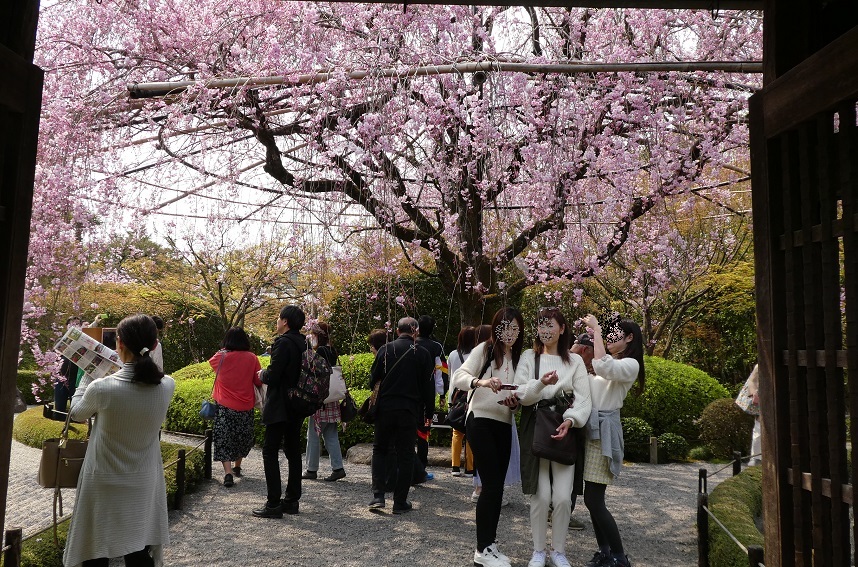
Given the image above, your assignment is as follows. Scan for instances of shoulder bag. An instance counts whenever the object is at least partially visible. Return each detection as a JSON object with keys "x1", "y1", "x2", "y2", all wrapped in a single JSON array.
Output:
[
  {"x1": 734, "y1": 380, "x2": 760, "y2": 416},
  {"x1": 531, "y1": 354, "x2": 578, "y2": 466},
  {"x1": 200, "y1": 350, "x2": 226, "y2": 419},
  {"x1": 324, "y1": 365, "x2": 347, "y2": 404},
  {"x1": 37, "y1": 408, "x2": 90, "y2": 545},
  {"x1": 339, "y1": 390, "x2": 359, "y2": 423},
  {"x1": 358, "y1": 342, "x2": 416, "y2": 424},
  {"x1": 446, "y1": 346, "x2": 495, "y2": 433}
]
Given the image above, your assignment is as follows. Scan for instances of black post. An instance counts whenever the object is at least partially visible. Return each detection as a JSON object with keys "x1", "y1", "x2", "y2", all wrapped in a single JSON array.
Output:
[
  {"x1": 4, "y1": 527, "x2": 22, "y2": 567},
  {"x1": 204, "y1": 429, "x2": 213, "y2": 480},
  {"x1": 697, "y1": 493, "x2": 709, "y2": 567},
  {"x1": 747, "y1": 545, "x2": 764, "y2": 567},
  {"x1": 733, "y1": 451, "x2": 742, "y2": 476},
  {"x1": 698, "y1": 468, "x2": 708, "y2": 494},
  {"x1": 175, "y1": 449, "x2": 186, "y2": 510}
]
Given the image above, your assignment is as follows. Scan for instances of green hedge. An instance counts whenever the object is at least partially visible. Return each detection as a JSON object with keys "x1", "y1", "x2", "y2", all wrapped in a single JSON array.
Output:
[
  {"x1": 621, "y1": 417, "x2": 653, "y2": 462},
  {"x1": 340, "y1": 353, "x2": 374, "y2": 390},
  {"x1": 622, "y1": 356, "x2": 730, "y2": 441},
  {"x1": 12, "y1": 408, "x2": 89, "y2": 446},
  {"x1": 698, "y1": 398, "x2": 754, "y2": 459},
  {"x1": 707, "y1": 466, "x2": 763, "y2": 566}
]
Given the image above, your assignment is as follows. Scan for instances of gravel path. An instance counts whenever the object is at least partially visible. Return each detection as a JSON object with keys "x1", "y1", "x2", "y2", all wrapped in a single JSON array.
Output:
[{"x1": 5, "y1": 426, "x2": 730, "y2": 566}]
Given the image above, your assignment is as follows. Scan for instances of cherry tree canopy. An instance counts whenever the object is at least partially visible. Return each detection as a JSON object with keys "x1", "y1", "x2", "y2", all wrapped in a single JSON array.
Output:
[{"x1": 31, "y1": 2, "x2": 762, "y2": 326}]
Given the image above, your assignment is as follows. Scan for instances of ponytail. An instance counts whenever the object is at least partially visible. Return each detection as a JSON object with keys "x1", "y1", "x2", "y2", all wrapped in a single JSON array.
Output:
[{"x1": 117, "y1": 314, "x2": 164, "y2": 385}]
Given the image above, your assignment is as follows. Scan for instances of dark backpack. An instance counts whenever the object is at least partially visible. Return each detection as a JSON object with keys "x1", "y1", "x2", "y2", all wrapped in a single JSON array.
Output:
[{"x1": 287, "y1": 346, "x2": 333, "y2": 417}]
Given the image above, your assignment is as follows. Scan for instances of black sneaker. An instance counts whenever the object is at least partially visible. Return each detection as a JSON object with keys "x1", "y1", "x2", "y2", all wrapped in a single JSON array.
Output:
[
  {"x1": 392, "y1": 501, "x2": 413, "y2": 514},
  {"x1": 301, "y1": 470, "x2": 317, "y2": 480},
  {"x1": 607, "y1": 555, "x2": 631, "y2": 567},
  {"x1": 585, "y1": 551, "x2": 610, "y2": 567},
  {"x1": 232, "y1": 466, "x2": 242, "y2": 478},
  {"x1": 223, "y1": 473, "x2": 234, "y2": 488},
  {"x1": 368, "y1": 496, "x2": 386, "y2": 511},
  {"x1": 252, "y1": 502, "x2": 283, "y2": 519}
]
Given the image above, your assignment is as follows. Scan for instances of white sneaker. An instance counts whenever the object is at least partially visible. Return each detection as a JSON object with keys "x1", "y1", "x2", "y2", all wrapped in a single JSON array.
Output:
[
  {"x1": 474, "y1": 544, "x2": 511, "y2": 567},
  {"x1": 549, "y1": 551, "x2": 572, "y2": 567},
  {"x1": 471, "y1": 490, "x2": 480, "y2": 503},
  {"x1": 527, "y1": 550, "x2": 547, "y2": 567},
  {"x1": 488, "y1": 543, "x2": 509, "y2": 563}
]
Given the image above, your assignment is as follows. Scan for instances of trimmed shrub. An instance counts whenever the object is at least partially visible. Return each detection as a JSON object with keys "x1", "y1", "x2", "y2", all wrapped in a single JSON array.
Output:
[
  {"x1": 621, "y1": 417, "x2": 653, "y2": 462},
  {"x1": 164, "y1": 379, "x2": 214, "y2": 435},
  {"x1": 689, "y1": 445, "x2": 715, "y2": 461},
  {"x1": 707, "y1": 466, "x2": 764, "y2": 566},
  {"x1": 657, "y1": 432, "x2": 689, "y2": 462},
  {"x1": 339, "y1": 353, "x2": 374, "y2": 390},
  {"x1": 698, "y1": 398, "x2": 754, "y2": 459},
  {"x1": 622, "y1": 356, "x2": 730, "y2": 441},
  {"x1": 12, "y1": 407, "x2": 88, "y2": 446}
]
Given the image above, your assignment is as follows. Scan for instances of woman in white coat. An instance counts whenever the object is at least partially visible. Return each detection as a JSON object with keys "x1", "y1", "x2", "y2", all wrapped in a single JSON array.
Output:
[
  {"x1": 513, "y1": 307, "x2": 592, "y2": 567},
  {"x1": 64, "y1": 314, "x2": 175, "y2": 567}
]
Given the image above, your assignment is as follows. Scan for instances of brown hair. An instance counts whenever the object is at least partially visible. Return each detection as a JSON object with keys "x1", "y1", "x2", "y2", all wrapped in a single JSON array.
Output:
[{"x1": 533, "y1": 307, "x2": 572, "y2": 364}]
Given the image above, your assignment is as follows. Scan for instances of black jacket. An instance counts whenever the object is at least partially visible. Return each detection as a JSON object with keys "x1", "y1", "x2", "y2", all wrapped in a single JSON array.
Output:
[
  {"x1": 260, "y1": 330, "x2": 305, "y2": 424},
  {"x1": 370, "y1": 335, "x2": 435, "y2": 420},
  {"x1": 416, "y1": 335, "x2": 447, "y2": 394}
]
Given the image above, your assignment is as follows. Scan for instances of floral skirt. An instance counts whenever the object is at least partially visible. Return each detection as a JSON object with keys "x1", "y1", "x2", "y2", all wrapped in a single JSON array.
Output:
[{"x1": 213, "y1": 405, "x2": 255, "y2": 462}]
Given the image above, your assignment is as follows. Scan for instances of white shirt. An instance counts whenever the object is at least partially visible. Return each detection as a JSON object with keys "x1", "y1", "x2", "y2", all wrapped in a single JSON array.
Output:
[
  {"x1": 590, "y1": 355, "x2": 639, "y2": 411},
  {"x1": 450, "y1": 342, "x2": 516, "y2": 424}
]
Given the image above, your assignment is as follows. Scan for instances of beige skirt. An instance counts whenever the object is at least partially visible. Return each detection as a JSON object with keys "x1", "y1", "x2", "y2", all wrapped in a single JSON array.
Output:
[{"x1": 583, "y1": 438, "x2": 615, "y2": 485}]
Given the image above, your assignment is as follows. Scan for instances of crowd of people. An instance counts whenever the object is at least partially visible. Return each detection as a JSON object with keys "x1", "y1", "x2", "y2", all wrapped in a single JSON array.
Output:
[{"x1": 58, "y1": 304, "x2": 647, "y2": 567}]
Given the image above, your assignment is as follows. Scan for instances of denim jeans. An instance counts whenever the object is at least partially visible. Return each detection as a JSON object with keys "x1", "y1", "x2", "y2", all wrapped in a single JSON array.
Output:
[{"x1": 306, "y1": 420, "x2": 344, "y2": 471}]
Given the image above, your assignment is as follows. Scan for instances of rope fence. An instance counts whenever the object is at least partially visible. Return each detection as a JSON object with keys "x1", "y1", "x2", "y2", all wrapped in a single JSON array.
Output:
[{"x1": 696, "y1": 452, "x2": 764, "y2": 567}]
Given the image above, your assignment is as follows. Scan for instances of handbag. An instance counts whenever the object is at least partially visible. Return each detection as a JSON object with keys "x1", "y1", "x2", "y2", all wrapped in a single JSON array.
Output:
[
  {"x1": 323, "y1": 365, "x2": 347, "y2": 404},
  {"x1": 447, "y1": 346, "x2": 496, "y2": 432},
  {"x1": 200, "y1": 350, "x2": 226, "y2": 419},
  {"x1": 530, "y1": 354, "x2": 578, "y2": 466},
  {"x1": 37, "y1": 409, "x2": 90, "y2": 546},
  {"x1": 359, "y1": 343, "x2": 417, "y2": 424},
  {"x1": 735, "y1": 381, "x2": 760, "y2": 416},
  {"x1": 254, "y1": 383, "x2": 267, "y2": 411},
  {"x1": 340, "y1": 391, "x2": 358, "y2": 423}
]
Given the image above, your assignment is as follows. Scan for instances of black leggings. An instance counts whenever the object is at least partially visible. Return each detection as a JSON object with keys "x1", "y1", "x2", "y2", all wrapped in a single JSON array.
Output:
[
  {"x1": 83, "y1": 548, "x2": 153, "y2": 567},
  {"x1": 584, "y1": 481, "x2": 624, "y2": 555},
  {"x1": 466, "y1": 415, "x2": 512, "y2": 553}
]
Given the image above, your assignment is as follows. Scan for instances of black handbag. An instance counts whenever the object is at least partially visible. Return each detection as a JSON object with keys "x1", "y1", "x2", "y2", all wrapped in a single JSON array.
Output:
[
  {"x1": 446, "y1": 346, "x2": 495, "y2": 433},
  {"x1": 359, "y1": 343, "x2": 416, "y2": 424},
  {"x1": 340, "y1": 391, "x2": 358, "y2": 423},
  {"x1": 530, "y1": 353, "x2": 578, "y2": 465}
]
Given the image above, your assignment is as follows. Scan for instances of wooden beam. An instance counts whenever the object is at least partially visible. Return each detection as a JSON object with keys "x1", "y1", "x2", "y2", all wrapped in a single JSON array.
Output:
[
  {"x1": 788, "y1": 469, "x2": 854, "y2": 506},
  {"x1": 128, "y1": 60, "x2": 763, "y2": 99},
  {"x1": 762, "y1": 24, "x2": 858, "y2": 137},
  {"x1": 322, "y1": 0, "x2": 764, "y2": 8}
]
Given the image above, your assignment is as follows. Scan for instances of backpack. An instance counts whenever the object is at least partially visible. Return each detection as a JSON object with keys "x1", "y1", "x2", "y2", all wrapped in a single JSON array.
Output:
[{"x1": 286, "y1": 346, "x2": 333, "y2": 417}]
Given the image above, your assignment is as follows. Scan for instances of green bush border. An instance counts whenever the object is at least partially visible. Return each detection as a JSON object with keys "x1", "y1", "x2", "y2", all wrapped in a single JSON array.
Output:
[{"x1": 707, "y1": 466, "x2": 764, "y2": 567}]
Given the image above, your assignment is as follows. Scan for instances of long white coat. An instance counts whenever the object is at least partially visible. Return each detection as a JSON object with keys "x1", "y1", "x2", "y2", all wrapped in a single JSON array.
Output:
[{"x1": 64, "y1": 364, "x2": 175, "y2": 567}]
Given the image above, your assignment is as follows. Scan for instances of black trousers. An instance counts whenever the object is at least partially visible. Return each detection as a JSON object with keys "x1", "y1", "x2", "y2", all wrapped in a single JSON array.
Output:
[
  {"x1": 262, "y1": 416, "x2": 303, "y2": 505},
  {"x1": 372, "y1": 409, "x2": 417, "y2": 505},
  {"x1": 82, "y1": 549, "x2": 152, "y2": 567},
  {"x1": 466, "y1": 415, "x2": 512, "y2": 552}
]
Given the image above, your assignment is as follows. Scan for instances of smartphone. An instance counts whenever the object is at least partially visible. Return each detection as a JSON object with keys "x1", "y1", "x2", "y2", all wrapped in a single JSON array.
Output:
[{"x1": 498, "y1": 384, "x2": 518, "y2": 390}]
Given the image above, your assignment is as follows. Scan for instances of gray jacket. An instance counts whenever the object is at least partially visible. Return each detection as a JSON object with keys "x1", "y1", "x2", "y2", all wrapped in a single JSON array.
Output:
[{"x1": 587, "y1": 407, "x2": 624, "y2": 478}]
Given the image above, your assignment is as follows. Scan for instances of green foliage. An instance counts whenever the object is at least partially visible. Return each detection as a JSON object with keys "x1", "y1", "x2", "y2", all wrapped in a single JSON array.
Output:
[
  {"x1": 161, "y1": 440, "x2": 206, "y2": 506},
  {"x1": 688, "y1": 445, "x2": 715, "y2": 461},
  {"x1": 12, "y1": 408, "x2": 89, "y2": 447},
  {"x1": 327, "y1": 272, "x2": 462, "y2": 354},
  {"x1": 622, "y1": 356, "x2": 730, "y2": 441},
  {"x1": 164, "y1": 379, "x2": 214, "y2": 435},
  {"x1": 698, "y1": 398, "x2": 754, "y2": 459},
  {"x1": 18, "y1": 370, "x2": 52, "y2": 405},
  {"x1": 670, "y1": 261, "x2": 757, "y2": 385},
  {"x1": 657, "y1": 432, "x2": 689, "y2": 462},
  {"x1": 339, "y1": 353, "x2": 375, "y2": 390},
  {"x1": 707, "y1": 466, "x2": 763, "y2": 567},
  {"x1": 172, "y1": 361, "x2": 215, "y2": 382},
  {"x1": 18, "y1": 519, "x2": 68, "y2": 567},
  {"x1": 621, "y1": 417, "x2": 653, "y2": 462}
]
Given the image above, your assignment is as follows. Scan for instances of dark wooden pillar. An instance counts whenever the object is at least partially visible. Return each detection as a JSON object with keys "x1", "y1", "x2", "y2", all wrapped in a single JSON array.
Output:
[{"x1": 0, "y1": 0, "x2": 43, "y2": 539}]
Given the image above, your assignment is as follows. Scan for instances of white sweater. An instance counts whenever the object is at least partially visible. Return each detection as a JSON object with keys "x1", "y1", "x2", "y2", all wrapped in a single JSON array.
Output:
[
  {"x1": 590, "y1": 355, "x2": 640, "y2": 411},
  {"x1": 450, "y1": 342, "x2": 516, "y2": 424},
  {"x1": 513, "y1": 349, "x2": 592, "y2": 427}
]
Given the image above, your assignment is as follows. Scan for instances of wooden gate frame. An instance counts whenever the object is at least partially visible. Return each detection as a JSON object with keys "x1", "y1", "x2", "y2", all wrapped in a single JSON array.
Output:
[
  {"x1": 0, "y1": 0, "x2": 43, "y2": 540},
  {"x1": 751, "y1": 14, "x2": 858, "y2": 567}
]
